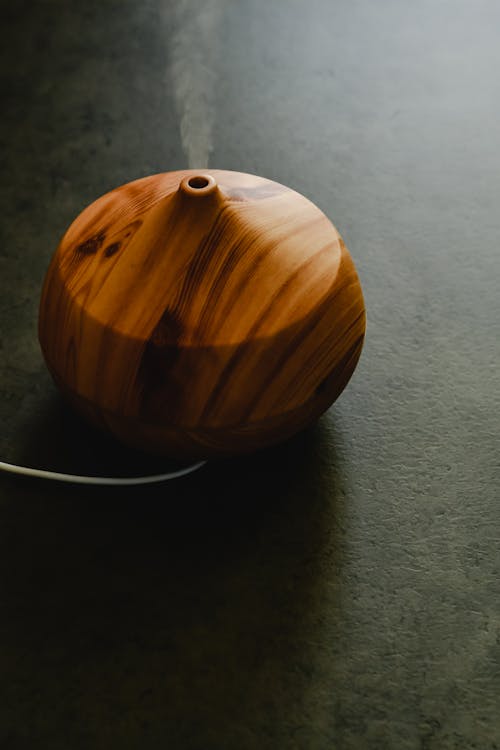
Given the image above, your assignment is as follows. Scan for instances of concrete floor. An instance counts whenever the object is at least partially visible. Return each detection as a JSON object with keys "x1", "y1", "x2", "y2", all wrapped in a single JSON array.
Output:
[{"x1": 0, "y1": 0, "x2": 499, "y2": 748}]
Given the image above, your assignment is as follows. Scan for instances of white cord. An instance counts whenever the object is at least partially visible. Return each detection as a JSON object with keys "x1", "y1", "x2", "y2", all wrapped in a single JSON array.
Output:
[{"x1": 0, "y1": 459, "x2": 207, "y2": 485}]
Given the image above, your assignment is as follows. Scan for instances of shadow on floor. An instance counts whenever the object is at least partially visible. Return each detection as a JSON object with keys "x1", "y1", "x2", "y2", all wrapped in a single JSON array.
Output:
[{"x1": 1, "y1": 392, "x2": 347, "y2": 747}]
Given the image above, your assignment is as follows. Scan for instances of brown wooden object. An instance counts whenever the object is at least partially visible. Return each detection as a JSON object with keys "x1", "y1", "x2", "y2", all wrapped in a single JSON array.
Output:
[{"x1": 39, "y1": 170, "x2": 366, "y2": 458}]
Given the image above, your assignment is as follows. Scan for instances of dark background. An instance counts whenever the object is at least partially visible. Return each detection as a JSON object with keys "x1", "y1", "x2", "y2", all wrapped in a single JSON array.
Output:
[{"x1": 1, "y1": 1, "x2": 499, "y2": 748}]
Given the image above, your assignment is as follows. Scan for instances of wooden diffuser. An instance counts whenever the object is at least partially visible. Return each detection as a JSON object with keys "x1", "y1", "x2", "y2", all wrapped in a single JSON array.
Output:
[{"x1": 39, "y1": 170, "x2": 366, "y2": 458}]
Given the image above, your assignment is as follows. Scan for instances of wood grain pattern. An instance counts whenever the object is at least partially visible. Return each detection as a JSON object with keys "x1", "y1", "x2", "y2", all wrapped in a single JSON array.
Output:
[{"x1": 39, "y1": 170, "x2": 366, "y2": 458}]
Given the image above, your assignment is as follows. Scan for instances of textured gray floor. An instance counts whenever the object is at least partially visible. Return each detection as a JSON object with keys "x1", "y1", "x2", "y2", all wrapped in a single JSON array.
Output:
[{"x1": 1, "y1": 1, "x2": 499, "y2": 748}]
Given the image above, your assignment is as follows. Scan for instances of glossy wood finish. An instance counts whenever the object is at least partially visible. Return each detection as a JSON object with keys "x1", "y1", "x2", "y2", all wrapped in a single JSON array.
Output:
[{"x1": 39, "y1": 169, "x2": 366, "y2": 457}]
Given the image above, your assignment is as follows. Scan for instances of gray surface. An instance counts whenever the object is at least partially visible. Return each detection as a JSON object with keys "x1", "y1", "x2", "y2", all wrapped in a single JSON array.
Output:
[{"x1": 1, "y1": 1, "x2": 499, "y2": 748}]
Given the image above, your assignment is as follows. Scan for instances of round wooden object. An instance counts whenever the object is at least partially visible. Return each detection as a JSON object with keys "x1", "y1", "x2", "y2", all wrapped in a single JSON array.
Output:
[{"x1": 39, "y1": 170, "x2": 366, "y2": 458}]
